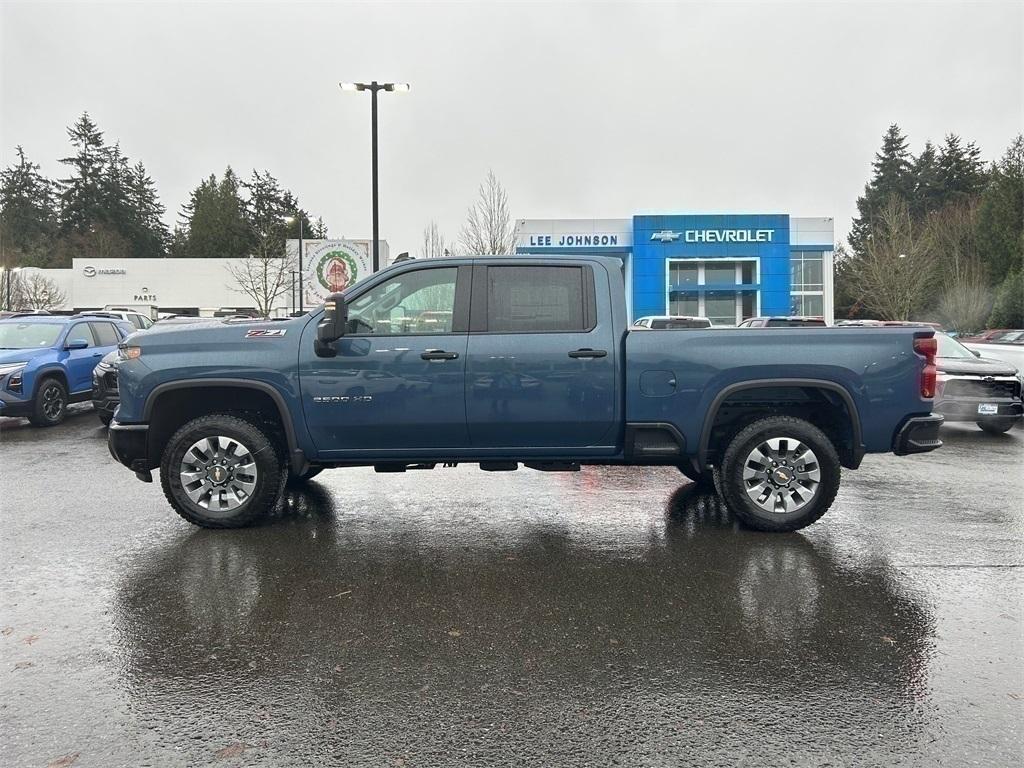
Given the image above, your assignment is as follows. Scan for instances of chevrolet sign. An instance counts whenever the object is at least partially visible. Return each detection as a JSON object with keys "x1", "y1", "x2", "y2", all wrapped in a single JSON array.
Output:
[
  {"x1": 651, "y1": 229, "x2": 775, "y2": 244},
  {"x1": 686, "y1": 229, "x2": 774, "y2": 243}
]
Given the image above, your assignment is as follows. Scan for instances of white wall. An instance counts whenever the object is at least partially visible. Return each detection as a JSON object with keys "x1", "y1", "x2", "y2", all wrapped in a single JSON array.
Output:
[{"x1": 514, "y1": 218, "x2": 632, "y2": 249}]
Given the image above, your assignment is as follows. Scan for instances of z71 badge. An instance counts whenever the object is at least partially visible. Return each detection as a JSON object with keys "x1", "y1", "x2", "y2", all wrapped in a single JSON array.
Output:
[{"x1": 245, "y1": 329, "x2": 287, "y2": 338}]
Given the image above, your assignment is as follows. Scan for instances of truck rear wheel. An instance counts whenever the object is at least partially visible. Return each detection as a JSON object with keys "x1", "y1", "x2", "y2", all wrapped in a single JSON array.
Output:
[
  {"x1": 718, "y1": 415, "x2": 840, "y2": 533},
  {"x1": 160, "y1": 414, "x2": 284, "y2": 528}
]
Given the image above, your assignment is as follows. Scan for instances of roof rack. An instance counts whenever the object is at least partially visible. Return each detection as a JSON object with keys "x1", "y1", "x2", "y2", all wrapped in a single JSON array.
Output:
[
  {"x1": 6, "y1": 310, "x2": 53, "y2": 318},
  {"x1": 71, "y1": 311, "x2": 121, "y2": 319}
]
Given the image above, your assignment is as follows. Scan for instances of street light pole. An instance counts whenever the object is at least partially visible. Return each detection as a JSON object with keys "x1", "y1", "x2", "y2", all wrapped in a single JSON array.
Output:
[
  {"x1": 371, "y1": 83, "x2": 379, "y2": 274},
  {"x1": 298, "y1": 216, "x2": 304, "y2": 313},
  {"x1": 339, "y1": 80, "x2": 410, "y2": 273}
]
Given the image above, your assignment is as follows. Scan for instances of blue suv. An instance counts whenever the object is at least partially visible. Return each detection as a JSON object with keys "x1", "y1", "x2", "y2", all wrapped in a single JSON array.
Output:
[{"x1": 0, "y1": 313, "x2": 135, "y2": 426}]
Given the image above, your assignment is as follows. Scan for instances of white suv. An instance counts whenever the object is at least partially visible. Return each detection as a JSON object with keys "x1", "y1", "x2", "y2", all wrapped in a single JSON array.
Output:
[{"x1": 86, "y1": 309, "x2": 154, "y2": 331}]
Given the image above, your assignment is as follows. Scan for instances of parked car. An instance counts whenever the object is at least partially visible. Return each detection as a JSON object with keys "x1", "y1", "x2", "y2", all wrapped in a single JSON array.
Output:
[
  {"x1": 932, "y1": 333, "x2": 1022, "y2": 434},
  {"x1": 91, "y1": 316, "x2": 214, "y2": 425},
  {"x1": 962, "y1": 332, "x2": 1024, "y2": 381},
  {"x1": 0, "y1": 314, "x2": 134, "y2": 426},
  {"x1": 632, "y1": 316, "x2": 712, "y2": 329},
  {"x1": 958, "y1": 328, "x2": 1019, "y2": 343},
  {"x1": 102, "y1": 307, "x2": 155, "y2": 330},
  {"x1": 109, "y1": 255, "x2": 941, "y2": 532},
  {"x1": 737, "y1": 316, "x2": 827, "y2": 328}
]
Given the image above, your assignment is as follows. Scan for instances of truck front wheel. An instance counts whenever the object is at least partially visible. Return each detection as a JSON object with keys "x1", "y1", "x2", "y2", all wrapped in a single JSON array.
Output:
[
  {"x1": 976, "y1": 417, "x2": 1016, "y2": 434},
  {"x1": 718, "y1": 415, "x2": 840, "y2": 533},
  {"x1": 160, "y1": 414, "x2": 284, "y2": 528}
]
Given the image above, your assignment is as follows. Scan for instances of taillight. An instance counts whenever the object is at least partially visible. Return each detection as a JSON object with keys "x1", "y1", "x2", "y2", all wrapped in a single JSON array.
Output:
[{"x1": 914, "y1": 336, "x2": 937, "y2": 398}]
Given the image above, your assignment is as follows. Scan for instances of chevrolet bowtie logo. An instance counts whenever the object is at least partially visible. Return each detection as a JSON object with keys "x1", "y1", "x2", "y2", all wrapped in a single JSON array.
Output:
[{"x1": 650, "y1": 230, "x2": 681, "y2": 242}]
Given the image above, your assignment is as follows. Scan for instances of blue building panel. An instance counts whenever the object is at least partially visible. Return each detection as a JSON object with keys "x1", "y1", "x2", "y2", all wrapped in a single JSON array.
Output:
[{"x1": 516, "y1": 212, "x2": 828, "y2": 324}]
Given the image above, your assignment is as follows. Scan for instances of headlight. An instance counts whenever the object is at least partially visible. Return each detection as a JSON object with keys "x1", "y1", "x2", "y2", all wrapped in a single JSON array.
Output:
[
  {"x1": 118, "y1": 346, "x2": 142, "y2": 361},
  {"x1": 0, "y1": 362, "x2": 27, "y2": 378}
]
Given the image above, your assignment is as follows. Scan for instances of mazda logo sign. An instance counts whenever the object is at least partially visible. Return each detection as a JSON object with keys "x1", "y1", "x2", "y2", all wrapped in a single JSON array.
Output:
[{"x1": 81, "y1": 265, "x2": 126, "y2": 277}]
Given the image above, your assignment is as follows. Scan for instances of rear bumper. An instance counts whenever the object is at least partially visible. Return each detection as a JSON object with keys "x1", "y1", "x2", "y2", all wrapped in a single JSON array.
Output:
[
  {"x1": 108, "y1": 420, "x2": 150, "y2": 474},
  {"x1": 893, "y1": 415, "x2": 944, "y2": 455}
]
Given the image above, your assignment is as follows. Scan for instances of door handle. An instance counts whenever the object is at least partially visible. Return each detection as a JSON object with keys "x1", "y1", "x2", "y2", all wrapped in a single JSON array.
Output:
[
  {"x1": 568, "y1": 348, "x2": 607, "y2": 359},
  {"x1": 92, "y1": 353, "x2": 102, "y2": 358},
  {"x1": 421, "y1": 349, "x2": 459, "y2": 361}
]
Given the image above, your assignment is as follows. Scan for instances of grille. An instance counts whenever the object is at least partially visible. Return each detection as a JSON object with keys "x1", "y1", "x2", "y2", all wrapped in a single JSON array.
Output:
[
  {"x1": 942, "y1": 378, "x2": 1020, "y2": 399},
  {"x1": 104, "y1": 370, "x2": 119, "y2": 391}
]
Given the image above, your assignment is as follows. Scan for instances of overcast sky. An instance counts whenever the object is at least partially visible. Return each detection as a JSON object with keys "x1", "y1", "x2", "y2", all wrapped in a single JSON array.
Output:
[{"x1": 2, "y1": 1, "x2": 1021, "y2": 255}]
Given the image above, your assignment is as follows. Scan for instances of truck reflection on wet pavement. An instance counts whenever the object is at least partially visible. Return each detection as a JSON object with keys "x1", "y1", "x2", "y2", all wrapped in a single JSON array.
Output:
[{"x1": 1, "y1": 411, "x2": 1021, "y2": 766}]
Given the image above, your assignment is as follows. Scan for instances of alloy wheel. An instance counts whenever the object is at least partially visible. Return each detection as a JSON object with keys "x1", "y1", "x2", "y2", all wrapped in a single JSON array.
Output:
[
  {"x1": 41, "y1": 385, "x2": 65, "y2": 420},
  {"x1": 179, "y1": 435, "x2": 258, "y2": 513},
  {"x1": 741, "y1": 436, "x2": 821, "y2": 515}
]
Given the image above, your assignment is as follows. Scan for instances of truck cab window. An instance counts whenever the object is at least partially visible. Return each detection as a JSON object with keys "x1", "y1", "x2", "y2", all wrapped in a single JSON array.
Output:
[
  {"x1": 346, "y1": 267, "x2": 457, "y2": 335},
  {"x1": 486, "y1": 266, "x2": 588, "y2": 332}
]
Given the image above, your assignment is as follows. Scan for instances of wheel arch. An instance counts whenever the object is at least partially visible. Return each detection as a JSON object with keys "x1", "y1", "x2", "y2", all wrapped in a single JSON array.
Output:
[
  {"x1": 144, "y1": 379, "x2": 305, "y2": 472},
  {"x1": 698, "y1": 378, "x2": 864, "y2": 470},
  {"x1": 31, "y1": 366, "x2": 69, "y2": 396}
]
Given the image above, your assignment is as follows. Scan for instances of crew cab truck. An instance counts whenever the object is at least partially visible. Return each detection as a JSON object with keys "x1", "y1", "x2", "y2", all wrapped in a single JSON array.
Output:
[{"x1": 108, "y1": 255, "x2": 943, "y2": 532}]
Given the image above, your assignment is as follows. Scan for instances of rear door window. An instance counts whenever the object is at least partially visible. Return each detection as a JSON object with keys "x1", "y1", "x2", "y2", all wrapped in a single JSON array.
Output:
[
  {"x1": 90, "y1": 321, "x2": 120, "y2": 347},
  {"x1": 483, "y1": 266, "x2": 593, "y2": 333}
]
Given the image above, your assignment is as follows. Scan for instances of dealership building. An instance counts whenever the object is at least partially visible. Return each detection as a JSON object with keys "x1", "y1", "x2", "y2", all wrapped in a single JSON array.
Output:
[
  {"x1": 515, "y1": 214, "x2": 835, "y2": 324},
  {"x1": 7, "y1": 238, "x2": 387, "y2": 317}
]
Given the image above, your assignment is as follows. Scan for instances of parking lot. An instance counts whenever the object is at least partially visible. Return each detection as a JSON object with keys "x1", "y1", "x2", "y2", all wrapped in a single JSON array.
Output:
[{"x1": 1, "y1": 406, "x2": 1022, "y2": 767}]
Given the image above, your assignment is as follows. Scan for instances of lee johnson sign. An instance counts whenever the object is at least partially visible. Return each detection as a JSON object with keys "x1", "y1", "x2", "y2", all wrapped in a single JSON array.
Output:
[{"x1": 526, "y1": 234, "x2": 621, "y2": 247}]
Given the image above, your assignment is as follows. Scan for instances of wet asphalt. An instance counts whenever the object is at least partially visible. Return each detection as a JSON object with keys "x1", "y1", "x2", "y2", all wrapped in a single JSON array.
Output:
[{"x1": 0, "y1": 407, "x2": 1022, "y2": 767}]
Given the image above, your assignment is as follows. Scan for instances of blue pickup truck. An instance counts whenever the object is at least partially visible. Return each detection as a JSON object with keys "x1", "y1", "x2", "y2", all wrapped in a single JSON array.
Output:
[{"x1": 109, "y1": 255, "x2": 942, "y2": 531}]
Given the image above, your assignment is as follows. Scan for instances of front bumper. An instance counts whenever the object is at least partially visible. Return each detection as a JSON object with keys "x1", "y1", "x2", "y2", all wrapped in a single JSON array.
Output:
[
  {"x1": 893, "y1": 414, "x2": 944, "y2": 455},
  {"x1": 933, "y1": 398, "x2": 1023, "y2": 422},
  {"x1": 0, "y1": 389, "x2": 33, "y2": 418},
  {"x1": 108, "y1": 420, "x2": 151, "y2": 480}
]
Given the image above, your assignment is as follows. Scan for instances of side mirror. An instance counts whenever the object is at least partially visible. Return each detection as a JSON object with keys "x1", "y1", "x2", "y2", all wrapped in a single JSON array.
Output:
[
  {"x1": 65, "y1": 338, "x2": 90, "y2": 350},
  {"x1": 315, "y1": 293, "x2": 348, "y2": 358},
  {"x1": 971, "y1": 349, "x2": 982, "y2": 357}
]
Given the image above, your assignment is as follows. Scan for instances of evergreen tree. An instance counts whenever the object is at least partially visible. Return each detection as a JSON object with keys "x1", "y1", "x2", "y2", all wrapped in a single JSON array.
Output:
[
  {"x1": 57, "y1": 112, "x2": 107, "y2": 236},
  {"x1": 976, "y1": 135, "x2": 1024, "y2": 283},
  {"x1": 176, "y1": 167, "x2": 254, "y2": 258},
  {"x1": 127, "y1": 160, "x2": 169, "y2": 258},
  {"x1": 936, "y1": 134, "x2": 988, "y2": 207},
  {"x1": 987, "y1": 268, "x2": 1023, "y2": 328},
  {"x1": 849, "y1": 124, "x2": 914, "y2": 255},
  {"x1": 0, "y1": 146, "x2": 57, "y2": 257},
  {"x1": 910, "y1": 141, "x2": 942, "y2": 218}
]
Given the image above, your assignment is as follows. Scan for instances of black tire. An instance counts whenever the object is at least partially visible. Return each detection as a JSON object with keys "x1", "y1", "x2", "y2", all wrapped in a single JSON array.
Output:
[
  {"x1": 718, "y1": 415, "x2": 840, "y2": 533},
  {"x1": 97, "y1": 409, "x2": 113, "y2": 426},
  {"x1": 160, "y1": 414, "x2": 285, "y2": 528},
  {"x1": 976, "y1": 417, "x2": 1016, "y2": 435},
  {"x1": 676, "y1": 462, "x2": 714, "y2": 486},
  {"x1": 286, "y1": 466, "x2": 324, "y2": 487},
  {"x1": 28, "y1": 377, "x2": 68, "y2": 427}
]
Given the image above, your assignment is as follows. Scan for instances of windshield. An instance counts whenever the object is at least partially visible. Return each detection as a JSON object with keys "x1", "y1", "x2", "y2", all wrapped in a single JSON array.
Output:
[
  {"x1": 0, "y1": 322, "x2": 63, "y2": 349},
  {"x1": 936, "y1": 332, "x2": 975, "y2": 359}
]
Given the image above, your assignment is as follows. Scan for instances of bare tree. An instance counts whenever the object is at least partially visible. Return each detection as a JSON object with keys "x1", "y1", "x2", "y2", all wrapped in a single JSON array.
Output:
[
  {"x1": 845, "y1": 198, "x2": 935, "y2": 320},
  {"x1": 925, "y1": 202, "x2": 992, "y2": 334},
  {"x1": 459, "y1": 170, "x2": 514, "y2": 255},
  {"x1": 420, "y1": 221, "x2": 450, "y2": 259},
  {"x1": 1, "y1": 268, "x2": 27, "y2": 311},
  {"x1": 225, "y1": 229, "x2": 294, "y2": 318},
  {"x1": 19, "y1": 272, "x2": 66, "y2": 310}
]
